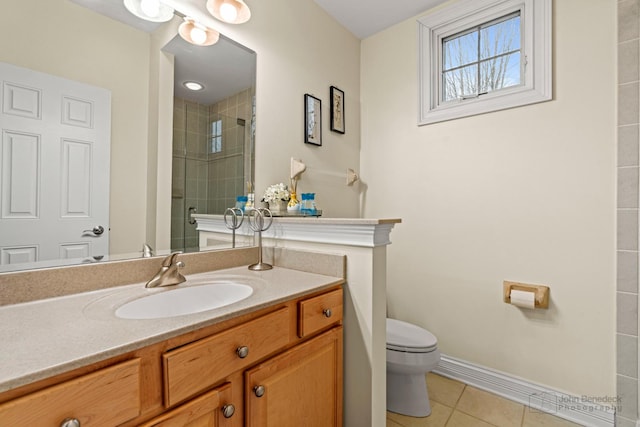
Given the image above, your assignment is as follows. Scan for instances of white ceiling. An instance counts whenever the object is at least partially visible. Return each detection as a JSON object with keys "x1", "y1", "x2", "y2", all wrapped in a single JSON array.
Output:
[
  {"x1": 163, "y1": 36, "x2": 255, "y2": 105},
  {"x1": 72, "y1": 0, "x2": 449, "y2": 41},
  {"x1": 69, "y1": 0, "x2": 446, "y2": 104},
  {"x1": 313, "y1": 0, "x2": 448, "y2": 39}
]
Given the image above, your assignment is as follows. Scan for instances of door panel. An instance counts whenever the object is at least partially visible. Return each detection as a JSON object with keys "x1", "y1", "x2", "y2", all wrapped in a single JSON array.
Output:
[{"x1": 0, "y1": 62, "x2": 111, "y2": 267}]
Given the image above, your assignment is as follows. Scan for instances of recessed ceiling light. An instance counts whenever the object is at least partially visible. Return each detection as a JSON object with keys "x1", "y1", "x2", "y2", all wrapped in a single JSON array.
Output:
[{"x1": 184, "y1": 81, "x2": 204, "y2": 91}]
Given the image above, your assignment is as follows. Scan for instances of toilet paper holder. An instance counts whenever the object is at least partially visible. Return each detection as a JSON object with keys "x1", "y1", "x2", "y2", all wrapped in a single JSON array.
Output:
[{"x1": 503, "y1": 281, "x2": 550, "y2": 309}]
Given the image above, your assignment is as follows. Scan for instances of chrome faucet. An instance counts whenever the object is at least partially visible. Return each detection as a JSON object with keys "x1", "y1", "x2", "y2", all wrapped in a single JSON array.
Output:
[{"x1": 145, "y1": 252, "x2": 186, "y2": 288}]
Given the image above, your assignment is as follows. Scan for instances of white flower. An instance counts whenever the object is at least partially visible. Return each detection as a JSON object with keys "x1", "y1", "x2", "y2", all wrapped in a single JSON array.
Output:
[{"x1": 262, "y1": 183, "x2": 290, "y2": 203}]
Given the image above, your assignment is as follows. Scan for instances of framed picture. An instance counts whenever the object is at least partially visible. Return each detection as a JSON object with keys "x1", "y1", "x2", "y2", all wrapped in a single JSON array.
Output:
[
  {"x1": 330, "y1": 86, "x2": 345, "y2": 134},
  {"x1": 304, "y1": 94, "x2": 322, "y2": 146}
]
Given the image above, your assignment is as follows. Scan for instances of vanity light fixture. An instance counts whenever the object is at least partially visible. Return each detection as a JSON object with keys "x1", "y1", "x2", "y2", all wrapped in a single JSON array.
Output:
[
  {"x1": 123, "y1": 0, "x2": 174, "y2": 22},
  {"x1": 183, "y1": 81, "x2": 204, "y2": 91},
  {"x1": 178, "y1": 17, "x2": 220, "y2": 46},
  {"x1": 206, "y1": 0, "x2": 251, "y2": 24}
]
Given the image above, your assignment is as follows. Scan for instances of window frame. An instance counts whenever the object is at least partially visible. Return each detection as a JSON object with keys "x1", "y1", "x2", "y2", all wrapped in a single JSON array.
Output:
[
  {"x1": 210, "y1": 119, "x2": 222, "y2": 154},
  {"x1": 418, "y1": 0, "x2": 552, "y2": 125}
]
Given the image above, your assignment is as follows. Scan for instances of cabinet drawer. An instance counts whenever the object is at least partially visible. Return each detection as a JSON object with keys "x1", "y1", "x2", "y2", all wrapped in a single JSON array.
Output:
[
  {"x1": 164, "y1": 307, "x2": 290, "y2": 407},
  {"x1": 0, "y1": 358, "x2": 140, "y2": 427},
  {"x1": 140, "y1": 383, "x2": 233, "y2": 427},
  {"x1": 298, "y1": 288, "x2": 343, "y2": 338}
]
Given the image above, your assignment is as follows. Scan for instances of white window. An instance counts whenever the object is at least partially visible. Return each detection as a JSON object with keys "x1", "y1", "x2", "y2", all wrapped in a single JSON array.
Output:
[
  {"x1": 210, "y1": 119, "x2": 222, "y2": 153},
  {"x1": 418, "y1": 0, "x2": 552, "y2": 125}
]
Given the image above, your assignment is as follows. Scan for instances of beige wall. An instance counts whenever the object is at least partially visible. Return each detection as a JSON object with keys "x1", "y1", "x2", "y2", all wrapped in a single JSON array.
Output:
[
  {"x1": 172, "y1": 0, "x2": 362, "y2": 218},
  {"x1": 361, "y1": 0, "x2": 616, "y2": 396},
  {"x1": 0, "y1": 0, "x2": 151, "y2": 256}
]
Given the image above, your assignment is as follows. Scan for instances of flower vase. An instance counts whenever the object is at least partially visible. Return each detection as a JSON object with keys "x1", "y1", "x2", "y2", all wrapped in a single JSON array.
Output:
[
  {"x1": 269, "y1": 199, "x2": 287, "y2": 214},
  {"x1": 287, "y1": 192, "x2": 300, "y2": 212}
]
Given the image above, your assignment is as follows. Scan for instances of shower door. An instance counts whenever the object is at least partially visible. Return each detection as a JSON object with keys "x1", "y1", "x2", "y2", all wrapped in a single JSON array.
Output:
[{"x1": 170, "y1": 99, "x2": 246, "y2": 253}]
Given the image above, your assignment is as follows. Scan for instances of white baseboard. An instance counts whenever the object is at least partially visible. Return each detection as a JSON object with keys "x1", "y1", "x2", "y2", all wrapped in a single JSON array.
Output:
[{"x1": 433, "y1": 354, "x2": 615, "y2": 427}]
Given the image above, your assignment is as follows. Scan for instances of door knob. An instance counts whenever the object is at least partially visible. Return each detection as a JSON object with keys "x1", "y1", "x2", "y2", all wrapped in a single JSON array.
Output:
[
  {"x1": 188, "y1": 206, "x2": 197, "y2": 225},
  {"x1": 82, "y1": 225, "x2": 104, "y2": 236}
]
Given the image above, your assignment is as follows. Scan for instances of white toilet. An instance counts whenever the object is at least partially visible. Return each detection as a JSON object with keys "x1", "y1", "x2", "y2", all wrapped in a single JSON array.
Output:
[{"x1": 386, "y1": 318, "x2": 441, "y2": 417}]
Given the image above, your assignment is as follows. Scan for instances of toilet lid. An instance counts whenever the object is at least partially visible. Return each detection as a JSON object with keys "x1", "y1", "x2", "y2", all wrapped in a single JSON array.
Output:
[{"x1": 387, "y1": 318, "x2": 438, "y2": 352}]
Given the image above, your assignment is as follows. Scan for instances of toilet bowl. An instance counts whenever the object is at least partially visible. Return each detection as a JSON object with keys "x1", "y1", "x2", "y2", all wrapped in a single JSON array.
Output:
[{"x1": 386, "y1": 318, "x2": 440, "y2": 417}]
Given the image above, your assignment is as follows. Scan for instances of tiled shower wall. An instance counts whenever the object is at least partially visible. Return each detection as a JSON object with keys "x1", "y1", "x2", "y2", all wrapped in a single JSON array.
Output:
[
  {"x1": 170, "y1": 88, "x2": 253, "y2": 251},
  {"x1": 207, "y1": 87, "x2": 253, "y2": 213},
  {"x1": 618, "y1": 0, "x2": 640, "y2": 425}
]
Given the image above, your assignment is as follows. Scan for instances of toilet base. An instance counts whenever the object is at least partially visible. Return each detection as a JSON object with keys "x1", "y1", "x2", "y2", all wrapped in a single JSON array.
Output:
[{"x1": 387, "y1": 372, "x2": 432, "y2": 417}]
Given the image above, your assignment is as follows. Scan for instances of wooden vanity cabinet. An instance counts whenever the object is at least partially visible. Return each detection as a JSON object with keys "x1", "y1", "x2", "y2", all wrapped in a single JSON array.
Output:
[
  {"x1": 242, "y1": 288, "x2": 344, "y2": 427},
  {"x1": 160, "y1": 286, "x2": 344, "y2": 427},
  {"x1": 245, "y1": 327, "x2": 343, "y2": 427},
  {"x1": 0, "y1": 285, "x2": 343, "y2": 427}
]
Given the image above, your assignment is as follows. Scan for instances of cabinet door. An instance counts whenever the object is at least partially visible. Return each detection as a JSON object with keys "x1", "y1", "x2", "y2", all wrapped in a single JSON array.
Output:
[
  {"x1": 140, "y1": 383, "x2": 235, "y2": 427},
  {"x1": 245, "y1": 327, "x2": 343, "y2": 427}
]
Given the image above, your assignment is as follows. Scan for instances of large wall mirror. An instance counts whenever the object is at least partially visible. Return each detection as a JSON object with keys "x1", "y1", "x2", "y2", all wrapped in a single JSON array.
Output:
[{"x1": 0, "y1": 0, "x2": 256, "y2": 273}]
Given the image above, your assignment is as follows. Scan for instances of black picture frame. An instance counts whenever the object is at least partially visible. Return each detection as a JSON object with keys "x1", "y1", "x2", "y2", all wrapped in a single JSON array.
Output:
[
  {"x1": 304, "y1": 94, "x2": 322, "y2": 146},
  {"x1": 330, "y1": 86, "x2": 345, "y2": 134}
]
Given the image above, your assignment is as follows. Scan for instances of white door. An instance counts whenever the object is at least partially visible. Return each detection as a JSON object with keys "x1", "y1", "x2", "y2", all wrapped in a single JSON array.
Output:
[{"x1": 0, "y1": 62, "x2": 111, "y2": 267}]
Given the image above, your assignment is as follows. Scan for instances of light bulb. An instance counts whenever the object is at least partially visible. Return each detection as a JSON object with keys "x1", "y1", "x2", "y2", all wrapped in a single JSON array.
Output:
[
  {"x1": 220, "y1": 3, "x2": 238, "y2": 23},
  {"x1": 140, "y1": 0, "x2": 160, "y2": 17},
  {"x1": 124, "y1": 0, "x2": 173, "y2": 22},
  {"x1": 179, "y1": 18, "x2": 220, "y2": 46},
  {"x1": 184, "y1": 81, "x2": 204, "y2": 91},
  {"x1": 190, "y1": 26, "x2": 207, "y2": 45},
  {"x1": 206, "y1": 0, "x2": 250, "y2": 25}
]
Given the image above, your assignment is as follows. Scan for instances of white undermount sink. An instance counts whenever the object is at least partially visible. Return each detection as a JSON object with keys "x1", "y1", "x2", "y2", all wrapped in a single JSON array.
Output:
[{"x1": 115, "y1": 282, "x2": 254, "y2": 319}]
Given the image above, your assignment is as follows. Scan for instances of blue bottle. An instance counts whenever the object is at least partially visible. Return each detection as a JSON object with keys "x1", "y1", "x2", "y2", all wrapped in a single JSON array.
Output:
[
  {"x1": 236, "y1": 195, "x2": 248, "y2": 211},
  {"x1": 307, "y1": 193, "x2": 317, "y2": 215}
]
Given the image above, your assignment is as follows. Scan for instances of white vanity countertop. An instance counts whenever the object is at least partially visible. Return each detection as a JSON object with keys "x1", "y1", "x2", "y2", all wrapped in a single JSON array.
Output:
[{"x1": 0, "y1": 266, "x2": 343, "y2": 393}]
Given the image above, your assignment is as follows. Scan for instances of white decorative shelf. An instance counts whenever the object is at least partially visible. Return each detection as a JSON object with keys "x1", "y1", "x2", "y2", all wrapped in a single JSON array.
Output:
[{"x1": 193, "y1": 215, "x2": 401, "y2": 248}]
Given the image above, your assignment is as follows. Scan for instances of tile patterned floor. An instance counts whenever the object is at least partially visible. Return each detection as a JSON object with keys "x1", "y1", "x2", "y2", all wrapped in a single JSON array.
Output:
[{"x1": 387, "y1": 373, "x2": 584, "y2": 427}]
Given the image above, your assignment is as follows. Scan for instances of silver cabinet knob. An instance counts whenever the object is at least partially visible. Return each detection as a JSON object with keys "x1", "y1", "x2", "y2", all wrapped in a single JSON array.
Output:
[
  {"x1": 254, "y1": 385, "x2": 265, "y2": 397},
  {"x1": 60, "y1": 418, "x2": 80, "y2": 427},
  {"x1": 222, "y1": 404, "x2": 235, "y2": 418},
  {"x1": 236, "y1": 346, "x2": 249, "y2": 359},
  {"x1": 323, "y1": 308, "x2": 332, "y2": 318}
]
